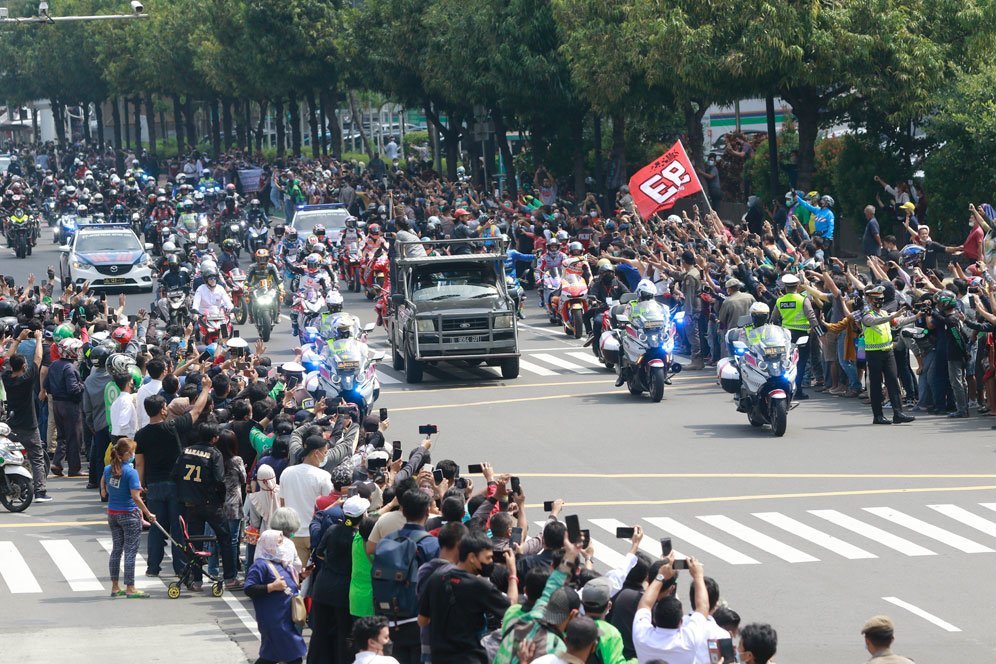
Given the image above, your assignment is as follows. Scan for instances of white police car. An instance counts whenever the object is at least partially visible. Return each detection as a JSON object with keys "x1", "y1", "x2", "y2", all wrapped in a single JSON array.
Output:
[{"x1": 59, "y1": 224, "x2": 154, "y2": 292}]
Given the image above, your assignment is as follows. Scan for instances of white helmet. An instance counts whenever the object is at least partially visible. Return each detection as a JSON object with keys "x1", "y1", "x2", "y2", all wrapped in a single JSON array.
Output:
[
  {"x1": 749, "y1": 301, "x2": 770, "y2": 327},
  {"x1": 556, "y1": 230, "x2": 570, "y2": 242},
  {"x1": 636, "y1": 278, "x2": 656, "y2": 300},
  {"x1": 427, "y1": 215, "x2": 440, "y2": 226},
  {"x1": 667, "y1": 215, "x2": 681, "y2": 224},
  {"x1": 200, "y1": 259, "x2": 218, "y2": 274},
  {"x1": 196, "y1": 235, "x2": 208, "y2": 249},
  {"x1": 162, "y1": 241, "x2": 177, "y2": 253}
]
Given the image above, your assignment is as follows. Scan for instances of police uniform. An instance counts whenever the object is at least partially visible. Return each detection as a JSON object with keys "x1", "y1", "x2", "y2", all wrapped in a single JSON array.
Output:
[
  {"x1": 861, "y1": 306, "x2": 916, "y2": 423},
  {"x1": 171, "y1": 443, "x2": 236, "y2": 583},
  {"x1": 773, "y1": 280, "x2": 815, "y2": 398}
]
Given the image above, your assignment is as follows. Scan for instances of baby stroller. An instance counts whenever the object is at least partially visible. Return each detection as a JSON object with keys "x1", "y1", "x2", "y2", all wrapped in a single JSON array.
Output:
[{"x1": 153, "y1": 516, "x2": 227, "y2": 598}]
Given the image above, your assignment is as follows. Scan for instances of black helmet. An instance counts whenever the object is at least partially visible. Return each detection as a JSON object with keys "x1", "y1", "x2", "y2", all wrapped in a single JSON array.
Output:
[
  {"x1": 89, "y1": 344, "x2": 111, "y2": 368},
  {"x1": 167, "y1": 254, "x2": 180, "y2": 270}
]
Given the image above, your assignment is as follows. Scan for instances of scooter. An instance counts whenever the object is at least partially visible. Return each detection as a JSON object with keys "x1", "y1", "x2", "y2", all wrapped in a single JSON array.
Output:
[
  {"x1": 0, "y1": 423, "x2": 33, "y2": 512},
  {"x1": 154, "y1": 288, "x2": 192, "y2": 328},
  {"x1": 540, "y1": 268, "x2": 563, "y2": 324}
]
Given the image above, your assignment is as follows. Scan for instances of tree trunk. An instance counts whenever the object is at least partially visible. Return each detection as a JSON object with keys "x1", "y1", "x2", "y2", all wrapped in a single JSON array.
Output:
[
  {"x1": 783, "y1": 87, "x2": 820, "y2": 191},
  {"x1": 682, "y1": 100, "x2": 707, "y2": 167},
  {"x1": 274, "y1": 97, "x2": 286, "y2": 158},
  {"x1": 254, "y1": 99, "x2": 268, "y2": 156},
  {"x1": 82, "y1": 103, "x2": 92, "y2": 142},
  {"x1": 53, "y1": 100, "x2": 66, "y2": 148},
  {"x1": 493, "y1": 112, "x2": 516, "y2": 199},
  {"x1": 593, "y1": 112, "x2": 603, "y2": 205},
  {"x1": 348, "y1": 91, "x2": 374, "y2": 159},
  {"x1": 95, "y1": 102, "x2": 104, "y2": 146},
  {"x1": 133, "y1": 96, "x2": 143, "y2": 152},
  {"x1": 145, "y1": 94, "x2": 157, "y2": 155},
  {"x1": 426, "y1": 104, "x2": 441, "y2": 173},
  {"x1": 234, "y1": 98, "x2": 246, "y2": 150},
  {"x1": 172, "y1": 95, "x2": 185, "y2": 154},
  {"x1": 183, "y1": 97, "x2": 196, "y2": 154},
  {"x1": 123, "y1": 98, "x2": 131, "y2": 150},
  {"x1": 306, "y1": 90, "x2": 320, "y2": 158},
  {"x1": 111, "y1": 97, "x2": 122, "y2": 148},
  {"x1": 571, "y1": 112, "x2": 585, "y2": 198},
  {"x1": 210, "y1": 99, "x2": 221, "y2": 157},
  {"x1": 222, "y1": 98, "x2": 233, "y2": 151},
  {"x1": 242, "y1": 99, "x2": 251, "y2": 152},
  {"x1": 606, "y1": 112, "x2": 626, "y2": 191},
  {"x1": 288, "y1": 94, "x2": 302, "y2": 157},
  {"x1": 318, "y1": 89, "x2": 330, "y2": 157},
  {"x1": 158, "y1": 109, "x2": 166, "y2": 147}
]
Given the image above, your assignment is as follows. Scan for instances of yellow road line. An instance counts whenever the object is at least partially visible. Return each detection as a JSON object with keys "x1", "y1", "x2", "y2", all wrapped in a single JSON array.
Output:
[
  {"x1": 0, "y1": 520, "x2": 106, "y2": 529},
  {"x1": 390, "y1": 391, "x2": 620, "y2": 412},
  {"x1": 512, "y1": 473, "x2": 996, "y2": 479},
  {"x1": 523, "y1": 484, "x2": 996, "y2": 509}
]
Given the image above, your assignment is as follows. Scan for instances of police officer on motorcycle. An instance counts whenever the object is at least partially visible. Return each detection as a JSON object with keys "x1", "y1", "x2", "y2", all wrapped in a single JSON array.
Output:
[{"x1": 586, "y1": 260, "x2": 628, "y2": 344}]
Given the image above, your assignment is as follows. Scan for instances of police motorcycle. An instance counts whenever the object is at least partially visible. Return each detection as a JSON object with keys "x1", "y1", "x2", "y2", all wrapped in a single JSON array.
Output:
[
  {"x1": 716, "y1": 303, "x2": 804, "y2": 437},
  {"x1": 54, "y1": 211, "x2": 79, "y2": 245},
  {"x1": 0, "y1": 422, "x2": 33, "y2": 512},
  {"x1": 606, "y1": 280, "x2": 683, "y2": 403},
  {"x1": 306, "y1": 315, "x2": 384, "y2": 419}
]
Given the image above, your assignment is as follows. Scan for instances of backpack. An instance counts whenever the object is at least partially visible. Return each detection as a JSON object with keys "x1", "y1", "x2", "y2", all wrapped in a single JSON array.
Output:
[{"x1": 371, "y1": 529, "x2": 432, "y2": 619}]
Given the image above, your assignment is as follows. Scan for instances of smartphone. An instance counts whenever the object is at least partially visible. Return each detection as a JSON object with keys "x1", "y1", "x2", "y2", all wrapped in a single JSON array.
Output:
[
  {"x1": 660, "y1": 537, "x2": 672, "y2": 557},
  {"x1": 615, "y1": 527, "x2": 635, "y2": 539},
  {"x1": 392, "y1": 440, "x2": 402, "y2": 462},
  {"x1": 543, "y1": 500, "x2": 555, "y2": 512},
  {"x1": 467, "y1": 463, "x2": 484, "y2": 474},
  {"x1": 581, "y1": 529, "x2": 590, "y2": 549},
  {"x1": 432, "y1": 468, "x2": 444, "y2": 484},
  {"x1": 379, "y1": 407, "x2": 388, "y2": 421},
  {"x1": 673, "y1": 559, "x2": 689, "y2": 570},
  {"x1": 565, "y1": 515, "x2": 581, "y2": 545},
  {"x1": 336, "y1": 404, "x2": 357, "y2": 416},
  {"x1": 232, "y1": 329, "x2": 240, "y2": 338},
  {"x1": 197, "y1": 350, "x2": 211, "y2": 363},
  {"x1": 510, "y1": 476, "x2": 521, "y2": 495},
  {"x1": 235, "y1": 361, "x2": 248, "y2": 371},
  {"x1": 127, "y1": 314, "x2": 137, "y2": 324},
  {"x1": 454, "y1": 477, "x2": 468, "y2": 489},
  {"x1": 368, "y1": 457, "x2": 387, "y2": 471},
  {"x1": 969, "y1": 295, "x2": 976, "y2": 309},
  {"x1": 510, "y1": 527, "x2": 523, "y2": 546},
  {"x1": 100, "y1": 292, "x2": 106, "y2": 302},
  {"x1": 33, "y1": 285, "x2": 40, "y2": 297},
  {"x1": 418, "y1": 424, "x2": 438, "y2": 436},
  {"x1": 717, "y1": 638, "x2": 736, "y2": 663}
]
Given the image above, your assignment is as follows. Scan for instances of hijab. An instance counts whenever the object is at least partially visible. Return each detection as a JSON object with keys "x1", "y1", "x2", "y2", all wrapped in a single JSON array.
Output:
[{"x1": 248, "y1": 464, "x2": 280, "y2": 529}]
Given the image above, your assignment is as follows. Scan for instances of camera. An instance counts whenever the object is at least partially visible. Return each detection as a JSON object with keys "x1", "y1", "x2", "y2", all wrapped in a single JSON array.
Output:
[{"x1": 130, "y1": 1, "x2": 144, "y2": 13}]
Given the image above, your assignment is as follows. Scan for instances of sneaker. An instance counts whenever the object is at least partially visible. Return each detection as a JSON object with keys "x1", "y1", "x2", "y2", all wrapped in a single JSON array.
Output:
[
  {"x1": 947, "y1": 412, "x2": 969, "y2": 419},
  {"x1": 145, "y1": 570, "x2": 160, "y2": 578},
  {"x1": 34, "y1": 494, "x2": 53, "y2": 503},
  {"x1": 85, "y1": 482, "x2": 99, "y2": 490},
  {"x1": 50, "y1": 465, "x2": 64, "y2": 477}
]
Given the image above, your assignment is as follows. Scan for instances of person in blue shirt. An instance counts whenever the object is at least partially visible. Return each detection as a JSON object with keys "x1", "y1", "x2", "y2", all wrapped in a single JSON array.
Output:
[
  {"x1": 100, "y1": 438, "x2": 156, "y2": 598},
  {"x1": 794, "y1": 191, "x2": 835, "y2": 249}
]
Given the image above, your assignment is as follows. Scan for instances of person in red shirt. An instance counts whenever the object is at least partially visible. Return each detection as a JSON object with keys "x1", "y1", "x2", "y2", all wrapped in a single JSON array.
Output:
[{"x1": 959, "y1": 212, "x2": 985, "y2": 267}]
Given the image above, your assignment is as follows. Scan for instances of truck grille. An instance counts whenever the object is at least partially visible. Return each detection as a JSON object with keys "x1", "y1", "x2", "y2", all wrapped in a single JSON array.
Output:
[
  {"x1": 94, "y1": 264, "x2": 133, "y2": 276},
  {"x1": 441, "y1": 317, "x2": 489, "y2": 332}
]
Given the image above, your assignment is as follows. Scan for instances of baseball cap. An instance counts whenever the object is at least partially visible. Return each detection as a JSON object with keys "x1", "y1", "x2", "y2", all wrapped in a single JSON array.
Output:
[
  {"x1": 899, "y1": 202, "x2": 916, "y2": 212},
  {"x1": 725, "y1": 278, "x2": 743, "y2": 289},
  {"x1": 541, "y1": 586, "x2": 581, "y2": 626},
  {"x1": 861, "y1": 615, "x2": 895, "y2": 637},
  {"x1": 454, "y1": 207, "x2": 470, "y2": 218},
  {"x1": 342, "y1": 495, "x2": 371, "y2": 519},
  {"x1": 581, "y1": 576, "x2": 614, "y2": 611}
]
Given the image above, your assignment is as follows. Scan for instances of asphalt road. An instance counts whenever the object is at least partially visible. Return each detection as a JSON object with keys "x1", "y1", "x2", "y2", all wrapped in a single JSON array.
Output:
[{"x1": 2, "y1": 227, "x2": 996, "y2": 663}]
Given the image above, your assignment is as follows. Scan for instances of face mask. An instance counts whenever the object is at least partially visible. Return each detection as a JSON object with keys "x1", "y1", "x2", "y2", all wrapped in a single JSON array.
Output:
[
  {"x1": 382, "y1": 641, "x2": 393, "y2": 657},
  {"x1": 707, "y1": 160, "x2": 715, "y2": 167},
  {"x1": 478, "y1": 561, "x2": 495, "y2": 578}
]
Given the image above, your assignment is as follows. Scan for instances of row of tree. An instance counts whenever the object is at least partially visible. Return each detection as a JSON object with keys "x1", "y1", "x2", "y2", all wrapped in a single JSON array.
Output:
[{"x1": 0, "y1": 0, "x2": 991, "y2": 219}]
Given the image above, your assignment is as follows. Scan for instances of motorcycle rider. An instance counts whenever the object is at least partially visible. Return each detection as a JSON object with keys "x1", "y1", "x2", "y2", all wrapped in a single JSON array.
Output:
[
  {"x1": 292, "y1": 253, "x2": 335, "y2": 337},
  {"x1": 159, "y1": 254, "x2": 192, "y2": 297},
  {"x1": 246, "y1": 248, "x2": 283, "y2": 323},
  {"x1": 192, "y1": 235, "x2": 215, "y2": 264},
  {"x1": 110, "y1": 203, "x2": 129, "y2": 225},
  {"x1": 7, "y1": 204, "x2": 31, "y2": 247},
  {"x1": 567, "y1": 241, "x2": 593, "y2": 283},
  {"x1": 537, "y1": 238, "x2": 568, "y2": 309},
  {"x1": 90, "y1": 192, "x2": 107, "y2": 216},
  {"x1": 199, "y1": 168, "x2": 218, "y2": 190},
  {"x1": 615, "y1": 279, "x2": 659, "y2": 386},
  {"x1": 587, "y1": 260, "x2": 628, "y2": 345},
  {"x1": 192, "y1": 265, "x2": 234, "y2": 323},
  {"x1": 771, "y1": 274, "x2": 819, "y2": 401},
  {"x1": 246, "y1": 198, "x2": 266, "y2": 226},
  {"x1": 218, "y1": 239, "x2": 241, "y2": 275}
]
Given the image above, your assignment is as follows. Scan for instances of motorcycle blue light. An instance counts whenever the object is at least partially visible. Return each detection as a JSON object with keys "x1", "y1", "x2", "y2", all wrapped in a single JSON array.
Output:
[{"x1": 673, "y1": 311, "x2": 685, "y2": 324}]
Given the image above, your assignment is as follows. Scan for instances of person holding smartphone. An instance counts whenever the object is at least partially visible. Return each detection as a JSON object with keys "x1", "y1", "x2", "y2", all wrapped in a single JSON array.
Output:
[{"x1": 632, "y1": 555, "x2": 711, "y2": 664}]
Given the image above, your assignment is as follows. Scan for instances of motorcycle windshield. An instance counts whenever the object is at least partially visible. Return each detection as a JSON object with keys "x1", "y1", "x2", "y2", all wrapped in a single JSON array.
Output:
[
  {"x1": 331, "y1": 341, "x2": 364, "y2": 372},
  {"x1": 631, "y1": 301, "x2": 668, "y2": 328},
  {"x1": 753, "y1": 325, "x2": 790, "y2": 356}
]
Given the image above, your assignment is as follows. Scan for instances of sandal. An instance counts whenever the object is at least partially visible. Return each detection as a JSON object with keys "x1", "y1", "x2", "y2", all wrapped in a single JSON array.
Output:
[
  {"x1": 110, "y1": 590, "x2": 126, "y2": 598},
  {"x1": 126, "y1": 590, "x2": 151, "y2": 599}
]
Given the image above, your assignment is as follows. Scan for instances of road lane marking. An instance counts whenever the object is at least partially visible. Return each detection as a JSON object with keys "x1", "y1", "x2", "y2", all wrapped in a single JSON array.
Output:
[
  {"x1": 882, "y1": 596, "x2": 961, "y2": 632},
  {"x1": 589, "y1": 517, "x2": 687, "y2": 560},
  {"x1": 863, "y1": 507, "x2": 993, "y2": 553},
  {"x1": 389, "y1": 391, "x2": 618, "y2": 412},
  {"x1": 223, "y1": 593, "x2": 261, "y2": 640},
  {"x1": 531, "y1": 353, "x2": 596, "y2": 374},
  {"x1": 808, "y1": 510, "x2": 935, "y2": 556},
  {"x1": 518, "y1": 359, "x2": 557, "y2": 376},
  {"x1": 0, "y1": 520, "x2": 107, "y2": 529},
  {"x1": 0, "y1": 541, "x2": 42, "y2": 593},
  {"x1": 697, "y1": 515, "x2": 819, "y2": 563},
  {"x1": 511, "y1": 473, "x2": 996, "y2": 479},
  {"x1": 752, "y1": 512, "x2": 877, "y2": 559},
  {"x1": 643, "y1": 517, "x2": 760, "y2": 565},
  {"x1": 533, "y1": 521, "x2": 627, "y2": 570},
  {"x1": 929, "y1": 504, "x2": 996, "y2": 538},
  {"x1": 41, "y1": 540, "x2": 104, "y2": 592},
  {"x1": 98, "y1": 538, "x2": 164, "y2": 589}
]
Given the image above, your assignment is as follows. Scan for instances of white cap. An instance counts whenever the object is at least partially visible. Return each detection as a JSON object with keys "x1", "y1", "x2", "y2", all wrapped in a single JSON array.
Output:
[
  {"x1": 226, "y1": 337, "x2": 249, "y2": 348},
  {"x1": 281, "y1": 361, "x2": 305, "y2": 373},
  {"x1": 343, "y1": 496, "x2": 371, "y2": 519},
  {"x1": 781, "y1": 274, "x2": 800, "y2": 286}
]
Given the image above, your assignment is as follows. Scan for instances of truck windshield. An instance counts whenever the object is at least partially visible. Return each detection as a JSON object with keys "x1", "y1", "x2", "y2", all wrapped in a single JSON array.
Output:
[{"x1": 411, "y1": 266, "x2": 499, "y2": 302}]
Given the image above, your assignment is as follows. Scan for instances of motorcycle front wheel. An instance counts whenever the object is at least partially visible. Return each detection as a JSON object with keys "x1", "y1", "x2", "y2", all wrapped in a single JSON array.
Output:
[
  {"x1": 770, "y1": 399, "x2": 788, "y2": 437},
  {"x1": 256, "y1": 310, "x2": 272, "y2": 342},
  {"x1": 0, "y1": 475, "x2": 33, "y2": 512},
  {"x1": 570, "y1": 309, "x2": 584, "y2": 339},
  {"x1": 235, "y1": 300, "x2": 248, "y2": 325},
  {"x1": 649, "y1": 366, "x2": 665, "y2": 402}
]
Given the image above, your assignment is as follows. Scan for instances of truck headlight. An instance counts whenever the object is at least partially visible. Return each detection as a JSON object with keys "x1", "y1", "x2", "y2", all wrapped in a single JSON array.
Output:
[
  {"x1": 416, "y1": 319, "x2": 435, "y2": 332},
  {"x1": 494, "y1": 314, "x2": 513, "y2": 329}
]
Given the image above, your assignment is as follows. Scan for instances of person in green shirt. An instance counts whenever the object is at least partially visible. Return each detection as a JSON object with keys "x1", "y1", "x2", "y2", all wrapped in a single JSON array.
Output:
[
  {"x1": 580, "y1": 576, "x2": 627, "y2": 664},
  {"x1": 349, "y1": 515, "x2": 377, "y2": 618}
]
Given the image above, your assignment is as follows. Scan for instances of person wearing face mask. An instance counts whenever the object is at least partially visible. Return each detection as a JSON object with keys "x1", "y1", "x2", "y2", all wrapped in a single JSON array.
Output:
[
  {"x1": 274, "y1": 435, "x2": 332, "y2": 569},
  {"x1": 352, "y1": 615, "x2": 401, "y2": 663},
  {"x1": 697, "y1": 156, "x2": 722, "y2": 204},
  {"x1": 586, "y1": 261, "x2": 628, "y2": 347}
]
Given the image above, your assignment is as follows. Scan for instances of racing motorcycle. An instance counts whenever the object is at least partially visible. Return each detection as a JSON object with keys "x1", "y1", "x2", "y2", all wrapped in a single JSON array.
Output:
[
  {"x1": 312, "y1": 333, "x2": 383, "y2": 419},
  {"x1": 295, "y1": 289, "x2": 327, "y2": 344},
  {"x1": 362, "y1": 253, "x2": 390, "y2": 300},
  {"x1": 717, "y1": 324, "x2": 803, "y2": 437},
  {"x1": 250, "y1": 279, "x2": 279, "y2": 343},
  {"x1": 341, "y1": 242, "x2": 363, "y2": 292},
  {"x1": 228, "y1": 269, "x2": 250, "y2": 325},
  {"x1": 0, "y1": 422, "x2": 33, "y2": 512},
  {"x1": 550, "y1": 269, "x2": 588, "y2": 338},
  {"x1": 155, "y1": 288, "x2": 192, "y2": 328},
  {"x1": 43, "y1": 197, "x2": 58, "y2": 227},
  {"x1": 196, "y1": 306, "x2": 233, "y2": 344},
  {"x1": 246, "y1": 218, "x2": 269, "y2": 255},
  {"x1": 9, "y1": 215, "x2": 33, "y2": 258},
  {"x1": 540, "y1": 268, "x2": 563, "y2": 325},
  {"x1": 54, "y1": 213, "x2": 79, "y2": 245},
  {"x1": 607, "y1": 297, "x2": 683, "y2": 402}
]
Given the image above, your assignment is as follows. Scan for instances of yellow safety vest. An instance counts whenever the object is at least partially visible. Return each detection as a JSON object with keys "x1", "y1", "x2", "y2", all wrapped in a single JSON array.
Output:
[
  {"x1": 862, "y1": 310, "x2": 893, "y2": 351},
  {"x1": 776, "y1": 292, "x2": 809, "y2": 331}
]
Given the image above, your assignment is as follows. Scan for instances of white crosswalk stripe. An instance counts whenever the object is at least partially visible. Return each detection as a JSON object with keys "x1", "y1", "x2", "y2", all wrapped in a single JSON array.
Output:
[
  {"x1": 808, "y1": 509, "x2": 936, "y2": 556},
  {"x1": 373, "y1": 347, "x2": 623, "y2": 383},
  {"x1": 530, "y1": 353, "x2": 596, "y2": 374},
  {"x1": 565, "y1": 352, "x2": 605, "y2": 368},
  {"x1": 517, "y1": 359, "x2": 557, "y2": 376},
  {"x1": 752, "y1": 512, "x2": 877, "y2": 560},
  {"x1": 42, "y1": 540, "x2": 104, "y2": 592},
  {"x1": 863, "y1": 507, "x2": 994, "y2": 553},
  {"x1": 0, "y1": 541, "x2": 42, "y2": 593},
  {"x1": 98, "y1": 538, "x2": 165, "y2": 589},
  {"x1": 928, "y1": 504, "x2": 996, "y2": 538},
  {"x1": 697, "y1": 515, "x2": 819, "y2": 563},
  {"x1": 644, "y1": 517, "x2": 761, "y2": 565}
]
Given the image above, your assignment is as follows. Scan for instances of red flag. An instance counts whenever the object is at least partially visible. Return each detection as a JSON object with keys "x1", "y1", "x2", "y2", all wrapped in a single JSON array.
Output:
[{"x1": 628, "y1": 140, "x2": 704, "y2": 218}]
